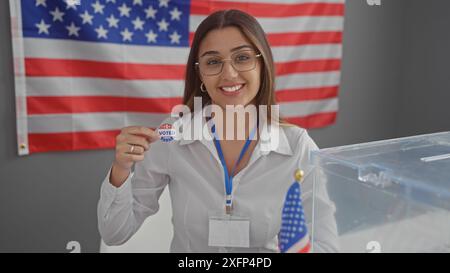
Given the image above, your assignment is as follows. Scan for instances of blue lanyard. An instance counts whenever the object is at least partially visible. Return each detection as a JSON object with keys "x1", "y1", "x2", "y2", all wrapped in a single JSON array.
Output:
[{"x1": 211, "y1": 123, "x2": 257, "y2": 214}]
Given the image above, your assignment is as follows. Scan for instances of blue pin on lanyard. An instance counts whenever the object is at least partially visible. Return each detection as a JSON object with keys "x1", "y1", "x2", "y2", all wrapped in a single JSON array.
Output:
[{"x1": 211, "y1": 123, "x2": 257, "y2": 215}]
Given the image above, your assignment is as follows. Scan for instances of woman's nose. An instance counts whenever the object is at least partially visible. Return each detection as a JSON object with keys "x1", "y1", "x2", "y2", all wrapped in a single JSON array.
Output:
[{"x1": 221, "y1": 60, "x2": 239, "y2": 79}]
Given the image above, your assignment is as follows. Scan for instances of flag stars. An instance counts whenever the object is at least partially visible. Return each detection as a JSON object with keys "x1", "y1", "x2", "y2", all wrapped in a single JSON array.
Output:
[
  {"x1": 106, "y1": 14, "x2": 119, "y2": 28},
  {"x1": 120, "y1": 28, "x2": 133, "y2": 42},
  {"x1": 157, "y1": 18, "x2": 169, "y2": 32},
  {"x1": 35, "y1": 0, "x2": 46, "y2": 7},
  {"x1": 32, "y1": 0, "x2": 186, "y2": 46},
  {"x1": 66, "y1": 22, "x2": 80, "y2": 37},
  {"x1": 35, "y1": 19, "x2": 50, "y2": 34},
  {"x1": 91, "y1": 0, "x2": 105, "y2": 14},
  {"x1": 169, "y1": 31, "x2": 181, "y2": 44},
  {"x1": 95, "y1": 25, "x2": 108, "y2": 39},
  {"x1": 50, "y1": 7, "x2": 65, "y2": 22},
  {"x1": 66, "y1": 0, "x2": 81, "y2": 6},
  {"x1": 279, "y1": 183, "x2": 309, "y2": 252},
  {"x1": 65, "y1": 0, "x2": 78, "y2": 10},
  {"x1": 118, "y1": 3, "x2": 131, "y2": 17},
  {"x1": 132, "y1": 17, "x2": 145, "y2": 30},
  {"x1": 169, "y1": 7, "x2": 182, "y2": 21},
  {"x1": 145, "y1": 30, "x2": 158, "y2": 43},
  {"x1": 80, "y1": 10, "x2": 94, "y2": 25},
  {"x1": 159, "y1": 0, "x2": 170, "y2": 8},
  {"x1": 144, "y1": 6, "x2": 157, "y2": 19}
]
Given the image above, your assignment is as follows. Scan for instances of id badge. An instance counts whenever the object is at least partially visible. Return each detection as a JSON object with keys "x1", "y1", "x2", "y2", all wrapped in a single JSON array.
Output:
[{"x1": 208, "y1": 214, "x2": 250, "y2": 248}]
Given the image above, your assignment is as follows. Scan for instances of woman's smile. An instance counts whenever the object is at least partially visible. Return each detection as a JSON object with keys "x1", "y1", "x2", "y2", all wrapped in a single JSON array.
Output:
[{"x1": 218, "y1": 83, "x2": 246, "y2": 96}]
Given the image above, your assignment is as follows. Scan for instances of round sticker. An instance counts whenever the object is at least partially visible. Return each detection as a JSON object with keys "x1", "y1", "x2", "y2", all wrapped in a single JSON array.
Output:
[{"x1": 158, "y1": 123, "x2": 176, "y2": 142}]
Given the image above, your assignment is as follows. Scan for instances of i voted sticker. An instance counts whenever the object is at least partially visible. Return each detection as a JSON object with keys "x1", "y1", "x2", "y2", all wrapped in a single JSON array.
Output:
[{"x1": 158, "y1": 123, "x2": 176, "y2": 142}]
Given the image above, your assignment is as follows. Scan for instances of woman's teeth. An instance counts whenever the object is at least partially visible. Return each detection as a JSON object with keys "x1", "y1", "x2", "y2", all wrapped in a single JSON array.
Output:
[{"x1": 220, "y1": 84, "x2": 244, "y2": 92}]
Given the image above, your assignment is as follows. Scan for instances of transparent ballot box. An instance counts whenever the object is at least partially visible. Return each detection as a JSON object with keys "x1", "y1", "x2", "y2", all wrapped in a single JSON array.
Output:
[{"x1": 310, "y1": 132, "x2": 450, "y2": 253}]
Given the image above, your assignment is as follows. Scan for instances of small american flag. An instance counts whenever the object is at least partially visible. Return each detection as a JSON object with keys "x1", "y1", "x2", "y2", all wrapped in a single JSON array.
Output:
[
  {"x1": 9, "y1": 0, "x2": 345, "y2": 155},
  {"x1": 279, "y1": 180, "x2": 311, "y2": 253}
]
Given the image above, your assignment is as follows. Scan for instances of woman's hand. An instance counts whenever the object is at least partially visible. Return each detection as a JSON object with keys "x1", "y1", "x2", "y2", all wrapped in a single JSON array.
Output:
[{"x1": 110, "y1": 126, "x2": 159, "y2": 187}]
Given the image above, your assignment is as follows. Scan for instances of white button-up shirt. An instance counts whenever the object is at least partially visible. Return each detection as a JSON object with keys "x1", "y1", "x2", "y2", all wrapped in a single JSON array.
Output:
[{"x1": 97, "y1": 112, "x2": 338, "y2": 253}]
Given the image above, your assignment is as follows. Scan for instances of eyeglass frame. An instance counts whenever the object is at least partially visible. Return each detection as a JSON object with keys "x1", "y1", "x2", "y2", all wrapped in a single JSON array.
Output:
[{"x1": 194, "y1": 50, "x2": 262, "y2": 76}]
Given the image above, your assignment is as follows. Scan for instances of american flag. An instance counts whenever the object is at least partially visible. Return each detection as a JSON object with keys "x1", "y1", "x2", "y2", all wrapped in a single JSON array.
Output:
[
  {"x1": 279, "y1": 180, "x2": 311, "y2": 253},
  {"x1": 9, "y1": 0, "x2": 345, "y2": 155}
]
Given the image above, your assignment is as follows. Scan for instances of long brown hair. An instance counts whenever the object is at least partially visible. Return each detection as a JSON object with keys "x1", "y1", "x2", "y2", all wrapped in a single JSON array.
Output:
[{"x1": 183, "y1": 9, "x2": 285, "y2": 124}]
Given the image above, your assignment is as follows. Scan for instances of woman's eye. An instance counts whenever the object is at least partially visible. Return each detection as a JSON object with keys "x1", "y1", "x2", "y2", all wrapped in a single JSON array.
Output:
[
  {"x1": 206, "y1": 59, "x2": 221, "y2": 65},
  {"x1": 236, "y1": 55, "x2": 250, "y2": 62}
]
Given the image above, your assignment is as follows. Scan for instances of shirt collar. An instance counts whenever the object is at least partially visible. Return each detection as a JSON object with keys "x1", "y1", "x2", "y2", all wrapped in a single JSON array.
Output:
[{"x1": 178, "y1": 110, "x2": 293, "y2": 156}]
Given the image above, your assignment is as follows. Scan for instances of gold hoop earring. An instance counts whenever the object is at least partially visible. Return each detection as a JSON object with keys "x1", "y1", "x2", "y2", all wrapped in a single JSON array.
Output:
[{"x1": 200, "y1": 83, "x2": 207, "y2": 93}]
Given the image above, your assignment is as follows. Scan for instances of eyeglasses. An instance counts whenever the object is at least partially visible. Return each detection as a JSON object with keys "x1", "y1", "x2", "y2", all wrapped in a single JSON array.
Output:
[{"x1": 195, "y1": 50, "x2": 262, "y2": 76}]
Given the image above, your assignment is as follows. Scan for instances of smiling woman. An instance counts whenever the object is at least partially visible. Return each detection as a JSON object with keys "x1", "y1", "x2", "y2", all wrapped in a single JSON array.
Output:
[
  {"x1": 184, "y1": 9, "x2": 277, "y2": 121},
  {"x1": 98, "y1": 9, "x2": 338, "y2": 253},
  {"x1": 196, "y1": 33, "x2": 262, "y2": 105}
]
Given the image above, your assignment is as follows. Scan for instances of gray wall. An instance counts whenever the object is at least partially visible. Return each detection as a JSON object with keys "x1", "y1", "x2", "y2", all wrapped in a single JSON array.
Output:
[
  {"x1": 396, "y1": 0, "x2": 450, "y2": 137},
  {"x1": 310, "y1": 0, "x2": 406, "y2": 147},
  {"x1": 1, "y1": 0, "x2": 449, "y2": 252}
]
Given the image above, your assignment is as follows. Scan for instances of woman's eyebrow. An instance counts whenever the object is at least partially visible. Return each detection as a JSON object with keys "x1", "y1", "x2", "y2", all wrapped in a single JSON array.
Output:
[
  {"x1": 200, "y1": 50, "x2": 220, "y2": 57},
  {"x1": 230, "y1": 45, "x2": 253, "y2": 52},
  {"x1": 199, "y1": 45, "x2": 253, "y2": 57}
]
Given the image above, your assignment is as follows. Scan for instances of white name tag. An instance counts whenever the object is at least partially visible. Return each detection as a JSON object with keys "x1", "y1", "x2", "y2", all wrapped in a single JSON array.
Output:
[{"x1": 208, "y1": 215, "x2": 250, "y2": 248}]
